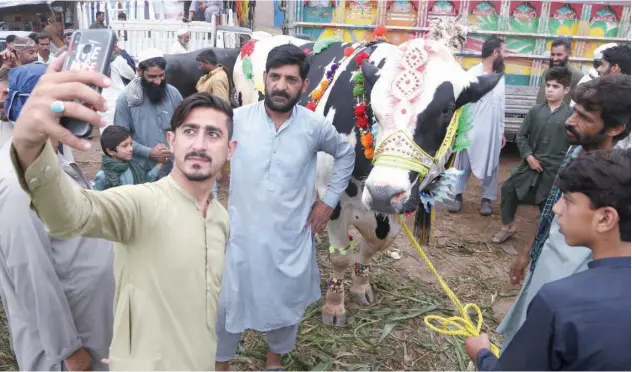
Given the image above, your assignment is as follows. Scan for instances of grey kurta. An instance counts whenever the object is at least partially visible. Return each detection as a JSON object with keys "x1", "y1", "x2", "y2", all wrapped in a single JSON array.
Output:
[
  {"x1": 11, "y1": 141, "x2": 229, "y2": 370},
  {"x1": 536, "y1": 65, "x2": 583, "y2": 105},
  {"x1": 0, "y1": 141, "x2": 114, "y2": 371},
  {"x1": 113, "y1": 84, "x2": 183, "y2": 172},
  {"x1": 221, "y1": 101, "x2": 355, "y2": 333},
  {"x1": 512, "y1": 103, "x2": 571, "y2": 204}
]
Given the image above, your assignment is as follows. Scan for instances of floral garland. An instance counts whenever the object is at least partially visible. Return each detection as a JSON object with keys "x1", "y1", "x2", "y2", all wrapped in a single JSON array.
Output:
[
  {"x1": 351, "y1": 51, "x2": 375, "y2": 160},
  {"x1": 328, "y1": 235, "x2": 355, "y2": 256},
  {"x1": 240, "y1": 40, "x2": 257, "y2": 80},
  {"x1": 305, "y1": 46, "x2": 358, "y2": 112}
]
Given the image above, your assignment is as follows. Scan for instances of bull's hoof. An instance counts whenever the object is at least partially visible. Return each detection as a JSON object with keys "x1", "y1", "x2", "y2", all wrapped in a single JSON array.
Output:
[
  {"x1": 350, "y1": 285, "x2": 376, "y2": 306},
  {"x1": 321, "y1": 307, "x2": 347, "y2": 327}
]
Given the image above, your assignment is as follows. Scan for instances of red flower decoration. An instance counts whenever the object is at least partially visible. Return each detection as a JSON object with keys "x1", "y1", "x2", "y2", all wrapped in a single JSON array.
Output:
[
  {"x1": 374, "y1": 24, "x2": 387, "y2": 38},
  {"x1": 306, "y1": 101, "x2": 317, "y2": 111},
  {"x1": 344, "y1": 47, "x2": 355, "y2": 57},
  {"x1": 356, "y1": 116, "x2": 369, "y2": 128},
  {"x1": 240, "y1": 40, "x2": 256, "y2": 58},
  {"x1": 303, "y1": 48, "x2": 312, "y2": 55},
  {"x1": 355, "y1": 52, "x2": 370, "y2": 66},
  {"x1": 348, "y1": 235, "x2": 353, "y2": 241},
  {"x1": 354, "y1": 104, "x2": 366, "y2": 117}
]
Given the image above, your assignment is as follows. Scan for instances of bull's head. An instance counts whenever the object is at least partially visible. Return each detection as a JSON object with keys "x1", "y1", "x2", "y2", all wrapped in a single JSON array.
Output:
[{"x1": 361, "y1": 33, "x2": 503, "y2": 214}]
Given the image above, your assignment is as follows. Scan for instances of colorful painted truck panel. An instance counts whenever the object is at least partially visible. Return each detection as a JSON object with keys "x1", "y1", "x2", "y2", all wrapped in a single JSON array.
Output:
[{"x1": 287, "y1": 0, "x2": 631, "y2": 140}]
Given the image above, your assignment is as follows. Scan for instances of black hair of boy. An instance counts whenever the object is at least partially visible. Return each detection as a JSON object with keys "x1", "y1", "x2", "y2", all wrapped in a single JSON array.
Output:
[
  {"x1": 602, "y1": 44, "x2": 631, "y2": 75},
  {"x1": 555, "y1": 148, "x2": 631, "y2": 241},
  {"x1": 544, "y1": 66, "x2": 572, "y2": 87},
  {"x1": 100, "y1": 125, "x2": 131, "y2": 158}
]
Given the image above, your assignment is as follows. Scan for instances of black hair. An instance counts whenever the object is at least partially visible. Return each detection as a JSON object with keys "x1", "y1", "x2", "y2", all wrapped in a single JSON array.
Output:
[
  {"x1": 602, "y1": 44, "x2": 631, "y2": 75},
  {"x1": 170, "y1": 92, "x2": 234, "y2": 139},
  {"x1": 481, "y1": 37, "x2": 504, "y2": 59},
  {"x1": 555, "y1": 149, "x2": 631, "y2": 242},
  {"x1": 138, "y1": 56, "x2": 167, "y2": 71},
  {"x1": 265, "y1": 44, "x2": 310, "y2": 80},
  {"x1": 571, "y1": 73, "x2": 631, "y2": 142},
  {"x1": 28, "y1": 33, "x2": 37, "y2": 42},
  {"x1": 35, "y1": 33, "x2": 49, "y2": 43},
  {"x1": 544, "y1": 66, "x2": 572, "y2": 87},
  {"x1": 196, "y1": 49, "x2": 218, "y2": 65},
  {"x1": 6, "y1": 35, "x2": 16, "y2": 44},
  {"x1": 551, "y1": 38, "x2": 571, "y2": 52},
  {"x1": 118, "y1": 12, "x2": 127, "y2": 20},
  {"x1": 100, "y1": 125, "x2": 131, "y2": 157},
  {"x1": 96, "y1": 11, "x2": 105, "y2": 17}
]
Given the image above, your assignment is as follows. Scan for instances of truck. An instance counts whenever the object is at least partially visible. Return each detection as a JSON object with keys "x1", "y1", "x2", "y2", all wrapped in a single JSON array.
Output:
[{"x1": 275, "y1": 0, "x2": 631, "y2": 141}]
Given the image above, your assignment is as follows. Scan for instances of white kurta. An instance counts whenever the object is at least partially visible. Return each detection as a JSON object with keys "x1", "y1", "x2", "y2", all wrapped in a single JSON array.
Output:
[
  {"x1": 463, "y1": 63, "x2": 506, "y2": 179},
  {"x1": 100, "y1": 55, "x2": 137, "y2": 132},
  {"x1": 221, "y1": 101, "x2": 355, "y2": 333},
  {"x1": 169, "y1": 41, "x2": 190, "y2": 54}
]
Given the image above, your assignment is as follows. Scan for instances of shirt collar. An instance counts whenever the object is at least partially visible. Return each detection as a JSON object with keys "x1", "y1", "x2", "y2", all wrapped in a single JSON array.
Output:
[
  {"x1": 165, "y1": 174, "x2": 215, "y2": 207},
  {"x1": 588, "y1": 257, "x2": 631, "y2": 269}
]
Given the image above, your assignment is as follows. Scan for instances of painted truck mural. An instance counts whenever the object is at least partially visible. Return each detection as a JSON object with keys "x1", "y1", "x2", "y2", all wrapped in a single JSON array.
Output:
[{"x1": 278, "y1": 0, "x2": 631, "y2": 140}]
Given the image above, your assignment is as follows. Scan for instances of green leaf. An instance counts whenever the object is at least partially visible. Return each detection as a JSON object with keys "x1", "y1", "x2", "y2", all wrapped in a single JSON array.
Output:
[
  {"x1": 352, "y1": 71, "x2": 364, "y2": 84},
  {"x1": 311, "y1": 359, "x2": 333, "y2": 371},
  {"x1": 313, "y1": 37, "x2": 337, "y2": 54},
  {"x1": 377, "y1": 323, "x2": 396, "y2": 345},
  {"x1": 353, "y1": 85, "x2": 364, "y2": 97},
  {"x1": 242, "y1": 56, "x2": 253, "y2": 80},
  {"x1": 385, "y1": 305, "x2": 437, "y2": 322}
]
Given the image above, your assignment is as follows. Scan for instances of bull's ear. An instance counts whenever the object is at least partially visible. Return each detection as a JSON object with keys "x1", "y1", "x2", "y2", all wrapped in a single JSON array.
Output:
[
  {"x1": 455, "y1": 73, "x2": 503, "y2": 109},
  {"x1": 361, "y1": 60, "x2": 380, "y2": 92}
]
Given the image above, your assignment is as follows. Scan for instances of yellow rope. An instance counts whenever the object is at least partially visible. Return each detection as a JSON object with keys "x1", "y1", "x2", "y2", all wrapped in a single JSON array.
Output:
[{"x1": 397, "y1": 215, "x2": 500, "y2": 358}]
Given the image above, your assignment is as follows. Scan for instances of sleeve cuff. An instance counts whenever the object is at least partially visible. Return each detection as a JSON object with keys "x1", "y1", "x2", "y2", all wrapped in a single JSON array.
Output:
[
  {"x1": 476, "y1": 348, "x2": 497, "y2": 370},
  {"x1": 10, "y1": 141, "x2": 61, "y2": 196},
  {"x1": 134, "y1": 143, "x2": 152, "y2": 159},
  {"x1": 321, "y1": 191, "x2": 341, "y2": 209}
]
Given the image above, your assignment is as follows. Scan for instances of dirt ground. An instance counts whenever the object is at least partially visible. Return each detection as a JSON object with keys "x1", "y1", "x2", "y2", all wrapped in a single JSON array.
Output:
[{"x1": 0, "y1": 128, "x2": 541, "y2": 371}]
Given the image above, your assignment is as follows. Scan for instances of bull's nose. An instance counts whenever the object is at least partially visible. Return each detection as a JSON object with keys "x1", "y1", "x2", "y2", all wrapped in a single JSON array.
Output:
[{"x1": 366, "y1": 184, "x2": 407, "y2": 213}]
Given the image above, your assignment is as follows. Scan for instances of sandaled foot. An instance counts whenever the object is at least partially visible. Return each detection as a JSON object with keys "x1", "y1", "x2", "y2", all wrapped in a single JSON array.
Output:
[
  {"x1": 480, "y1": 198, "x2": 493, "y2": 216},
  {"x1": 447, "y1": 194, "x2": 463, "y2": 213},
  {"x1": 492, "y1": 229, "x2": 515, "y2": 244}
]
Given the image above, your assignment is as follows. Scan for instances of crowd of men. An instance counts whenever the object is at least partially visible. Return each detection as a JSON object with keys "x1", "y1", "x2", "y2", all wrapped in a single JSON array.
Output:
[{"x1": 0, "y1": 28, "x2": 630, "y2": 372}]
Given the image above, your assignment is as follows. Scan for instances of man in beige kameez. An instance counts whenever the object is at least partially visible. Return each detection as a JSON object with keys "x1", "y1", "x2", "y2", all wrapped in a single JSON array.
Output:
[{"x1": 9, "y1": 53, "x2": 237, "y2": 370}]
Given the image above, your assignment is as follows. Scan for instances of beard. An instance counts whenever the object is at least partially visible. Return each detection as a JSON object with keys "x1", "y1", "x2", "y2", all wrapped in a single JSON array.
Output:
[
  {"x1": 183, "y1": 151, "x2": 214, "y2": 181},
  {"x1": 550, "y1": 56, "x2": 569, "y2": 68},
  {"x1": 565, "y1": 125, "x2": 608, "y2": 147},
  {"x1": 141, "y1": 78, "x2": 167, "y2": 104},
  {"x1": 264, "y1": 86, "x2": 301, "y2": 113},
  {"x1": 492, "y1": 55, "x2": 505, "y2": 73},
  {"x1": 0, "y1": 101, "x2": 6, "y2": 121}
]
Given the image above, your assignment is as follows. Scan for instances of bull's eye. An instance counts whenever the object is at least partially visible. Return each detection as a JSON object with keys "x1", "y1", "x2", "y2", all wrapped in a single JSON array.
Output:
[{"x1": 442, "y1": 107, "x2": 450, "y2": 115}]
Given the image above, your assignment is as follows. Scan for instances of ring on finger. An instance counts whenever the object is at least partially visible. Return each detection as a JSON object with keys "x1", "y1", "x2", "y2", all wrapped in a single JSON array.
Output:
[{"x1": 50, "y1": 100, "x2": 66, "y2": 115}]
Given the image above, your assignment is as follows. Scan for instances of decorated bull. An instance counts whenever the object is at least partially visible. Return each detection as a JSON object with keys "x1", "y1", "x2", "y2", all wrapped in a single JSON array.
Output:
[{"x1": 166, "y1": 19, "x2": 503, "y2": 326}]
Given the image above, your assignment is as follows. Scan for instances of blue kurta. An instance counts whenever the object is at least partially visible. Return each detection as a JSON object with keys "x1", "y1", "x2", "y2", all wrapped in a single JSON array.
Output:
[
  {"x1": 478, "y1": 257, "x2": 631, "y2": 371},
  {"x1": 221, "y1": 101, "x2": 355, "y2": 333}
]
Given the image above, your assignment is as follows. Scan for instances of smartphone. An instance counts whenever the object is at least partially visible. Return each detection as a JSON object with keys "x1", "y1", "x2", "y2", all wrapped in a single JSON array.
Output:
[{"x1": 60, "y1": 29, "x2": 116, "y2": 138}]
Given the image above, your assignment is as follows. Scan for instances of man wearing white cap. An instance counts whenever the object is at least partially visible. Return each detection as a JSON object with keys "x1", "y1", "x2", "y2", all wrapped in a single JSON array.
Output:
[
  {"x1": 113, "y1": 48, "x2": 182, "y2": 172},
  {"x1": 170, "y1": 30, "x2": 191, "y2": 54}
]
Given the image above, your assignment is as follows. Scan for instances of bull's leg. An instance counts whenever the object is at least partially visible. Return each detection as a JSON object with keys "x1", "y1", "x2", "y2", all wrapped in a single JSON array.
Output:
[
  {"x1": 350, "y1": 214, "x2": 401, "y2": 306},
  {"x1": 321, "y1": 211, "x2": 352, "y2": 327}
]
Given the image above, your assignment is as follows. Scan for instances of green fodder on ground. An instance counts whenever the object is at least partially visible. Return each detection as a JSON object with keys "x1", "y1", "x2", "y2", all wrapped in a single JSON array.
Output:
[
  {"x1": 232, "y1": 236, "x2": 505, "y2": 371},
  {"x1": 0, "y1": 305, "x2": 17, "y2": 370}
]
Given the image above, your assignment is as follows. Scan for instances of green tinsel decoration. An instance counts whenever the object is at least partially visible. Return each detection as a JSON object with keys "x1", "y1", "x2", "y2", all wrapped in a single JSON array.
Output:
[
  {"x1": 353, "y1": 84, "x2": 364, "y2": 97},
  {"x1": 352, "y1": 71, "x2": 364, "y2": 84},
  {"x1": 313, "y1": 37, "x2": 338, "y2": 54},
  {"x1": 242, "y1": 56, "x2": 253, "y2": 80},
  {"x1": 453, "y1": 103, "x2": 474, "y2": 152}
]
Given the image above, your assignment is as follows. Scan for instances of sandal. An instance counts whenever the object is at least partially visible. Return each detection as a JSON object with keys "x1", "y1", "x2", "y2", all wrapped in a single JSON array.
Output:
[{"x1": 492, "y1": 229, "x2": 515, "y2": 244}]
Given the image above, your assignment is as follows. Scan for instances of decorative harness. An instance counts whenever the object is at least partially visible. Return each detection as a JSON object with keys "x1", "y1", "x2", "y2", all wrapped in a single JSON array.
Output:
[{"x1": 371, "y1": 40, "x2": 462, "y2": 190}]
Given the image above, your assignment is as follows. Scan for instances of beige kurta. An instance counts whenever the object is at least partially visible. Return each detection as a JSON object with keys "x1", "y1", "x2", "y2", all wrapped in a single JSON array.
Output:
[{"x1": 11, "y1": 141, "x2": 229, "y2": 370}]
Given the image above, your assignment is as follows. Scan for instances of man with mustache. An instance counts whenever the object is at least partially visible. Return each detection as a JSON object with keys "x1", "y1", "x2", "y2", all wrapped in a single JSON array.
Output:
[
  {"x1": 449, "y1": 37, "x2": 507, "y2": 216},
  {"x1": 1, "y1": 37, "x2": 39, "y2": 68},
  {"x1": 114, "y1": 48, "x2": 181, "y2": 172},
  {"x1": 8, "y1": 51, "x2": 238, "y2": 368},
  {"x1": 536, "y1": 38, "x2": 583, "y2": 105},
  {"x1": 215, "y1": 44, "x2": 355, "y2": 371},
  {"x1": 497, "y1": 72, "x2": 631, "y2": 348},
  {"x1": 170, "y1": 29, "x2": 191, "y2": 54}
]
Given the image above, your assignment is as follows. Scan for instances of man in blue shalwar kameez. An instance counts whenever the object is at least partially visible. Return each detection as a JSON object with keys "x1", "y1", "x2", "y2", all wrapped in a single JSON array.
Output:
[{"x1": 216, "y1": 44, "x2": 355, "y2": 371}]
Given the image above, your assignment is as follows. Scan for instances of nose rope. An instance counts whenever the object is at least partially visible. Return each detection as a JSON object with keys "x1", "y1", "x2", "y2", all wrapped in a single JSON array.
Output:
[{"x1": 397, "y1": 214, "x2": 501, "y2": 358}]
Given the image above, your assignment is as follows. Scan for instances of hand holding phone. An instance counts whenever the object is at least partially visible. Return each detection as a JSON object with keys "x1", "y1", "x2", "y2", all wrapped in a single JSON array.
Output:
[{"x1": 60, "y1": 29, "x2": 116, "y2": 138}]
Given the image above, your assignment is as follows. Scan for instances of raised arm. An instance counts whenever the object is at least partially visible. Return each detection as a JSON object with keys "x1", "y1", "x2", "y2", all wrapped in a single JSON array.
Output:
[
  {"x1": 10, "y1": 54, "x2": 144, "y2": 244},
  {"x1": 316, "y1": 118, "x2": 355, "y2": 208}
]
